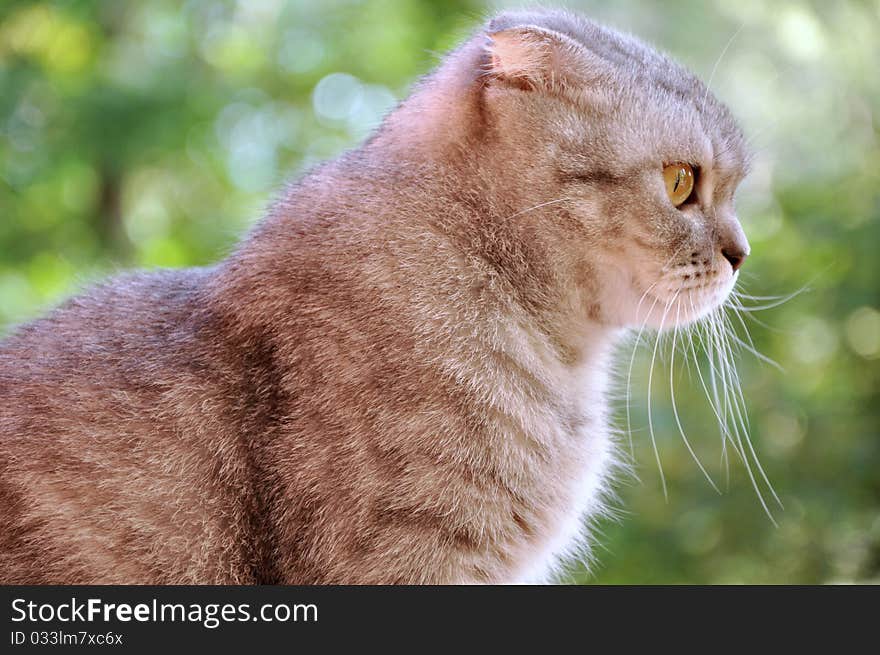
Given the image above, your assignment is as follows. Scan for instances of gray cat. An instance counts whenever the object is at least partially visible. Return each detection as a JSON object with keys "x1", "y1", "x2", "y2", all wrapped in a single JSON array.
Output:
[{"x1": 0, "y1": 9, "x2": 750, "y2": 583}]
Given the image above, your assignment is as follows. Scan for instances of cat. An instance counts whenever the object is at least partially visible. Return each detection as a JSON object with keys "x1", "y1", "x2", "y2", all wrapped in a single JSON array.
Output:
[{"x1": 0, "y1": 8, "x2": 750, "y2": 584}]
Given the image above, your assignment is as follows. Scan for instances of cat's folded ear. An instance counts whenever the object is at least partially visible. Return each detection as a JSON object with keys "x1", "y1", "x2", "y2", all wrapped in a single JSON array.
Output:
[{"x1": 483, "y1": 26, "x2": 595, "y2": 92}]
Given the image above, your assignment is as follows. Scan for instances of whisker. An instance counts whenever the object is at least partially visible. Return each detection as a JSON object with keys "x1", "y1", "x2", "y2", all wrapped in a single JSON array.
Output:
[
  {"x1": 502, "y1": 197, "x2": 571, "y2": 222},
  {"x1": 726, "y1": 306, "x2": 785, "y2": 372},
  {"x1": 710, "y1": 302, "x2": 777, "y2": 523},
  {"x1": 671, "y1": 300, "x2": 720, "y2": 492},
  {"x1": 719, "y1": 309, "x2": 783, "y2": 510},
  {"x1": 646, "y1": 290, "x2": 680, "y2": 500},
  {"x1": 687, "y1": 299, "x2": 731, "y2": 483},
  {"x1": 701, "y1": 22, "x2": 746, "y2": 114},
  {"x1": 735, "y1": 309, "x2": 779, "y2": 332},
  {"x1": 625, "y1": 288, "x2": 662, "y2": 456},
  {"x1": 708, "y1": 305, "x2": 744, "y2": 485},
  {"x1": 624, "y1": 243, "x2": 688, "y2": 457},
  {"x1": 729, "y1": 283, "x2": 811, "y2": 311}
]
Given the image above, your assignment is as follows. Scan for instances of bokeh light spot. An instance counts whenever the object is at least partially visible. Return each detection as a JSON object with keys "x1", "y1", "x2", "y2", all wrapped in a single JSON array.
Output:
[{"x1": 844, "y1": 306, "x2": 880, "y2": 359}]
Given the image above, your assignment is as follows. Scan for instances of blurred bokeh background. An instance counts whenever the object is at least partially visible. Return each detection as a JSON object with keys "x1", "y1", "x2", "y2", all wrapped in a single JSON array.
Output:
[{"x1": 1, "y1": 0, "x2": 877, "y2": 583}]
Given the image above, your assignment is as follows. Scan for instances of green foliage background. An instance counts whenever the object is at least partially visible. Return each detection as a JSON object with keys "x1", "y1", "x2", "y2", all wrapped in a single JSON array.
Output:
[{"x1": 1, "y1": 0, "x2": 878, "y2": 583}]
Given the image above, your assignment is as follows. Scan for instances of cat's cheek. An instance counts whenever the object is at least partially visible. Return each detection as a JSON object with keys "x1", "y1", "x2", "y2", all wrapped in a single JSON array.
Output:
[{"x1": 589, "y1": 264, "x2": 642, "y2": 328}]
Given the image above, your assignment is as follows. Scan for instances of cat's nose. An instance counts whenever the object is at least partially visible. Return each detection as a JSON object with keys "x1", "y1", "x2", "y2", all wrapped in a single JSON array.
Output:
[
  {"x1": 721, "y1": 246, "x2": 748, "y2": 272},
  {"x1": 718, "y1": 218, "x2": 750, "y2": 272}
]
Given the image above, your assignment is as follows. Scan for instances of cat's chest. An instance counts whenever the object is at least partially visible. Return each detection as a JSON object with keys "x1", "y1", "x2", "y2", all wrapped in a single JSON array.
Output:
[
  {"x1": 515, "y1": 414, "x2": 613, "y2": 582},
  {"x1": 486, "y1": 365, "x2": 616, "y2": 583}
]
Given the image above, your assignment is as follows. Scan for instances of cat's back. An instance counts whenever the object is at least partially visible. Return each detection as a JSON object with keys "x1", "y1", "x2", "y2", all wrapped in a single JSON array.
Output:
[
  {"x1": 2, "y1": 267, "x2": 210, "y2": 363},
  {"x1": 0, "y1": 268, "x2": 217, "y2": 430},
  {"x1": 0, "y1": 268, "x2": 263, "y2": 583}
]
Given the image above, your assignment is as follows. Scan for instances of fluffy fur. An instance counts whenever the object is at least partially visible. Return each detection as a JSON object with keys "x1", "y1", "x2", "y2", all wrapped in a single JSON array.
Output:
[{"x1": 0, "y1": 9, "x2": 750, "y2": 584}]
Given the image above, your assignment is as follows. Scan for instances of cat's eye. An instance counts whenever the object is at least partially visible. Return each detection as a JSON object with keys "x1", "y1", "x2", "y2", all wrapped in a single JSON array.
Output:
[{"x1": 663, "y1": 162, "x2": 695, "y2": 207}]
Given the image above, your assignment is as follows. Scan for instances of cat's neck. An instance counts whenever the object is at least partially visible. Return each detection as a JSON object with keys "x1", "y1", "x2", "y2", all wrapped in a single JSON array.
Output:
[{"x1": 221, "y1": 150, "x2": 614, "y2": 372}]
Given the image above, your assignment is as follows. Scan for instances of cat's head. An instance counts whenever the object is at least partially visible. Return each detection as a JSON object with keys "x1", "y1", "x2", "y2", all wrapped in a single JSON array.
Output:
[{"x1": 450, "y1": 10, "x2": 752, "y2": 330}]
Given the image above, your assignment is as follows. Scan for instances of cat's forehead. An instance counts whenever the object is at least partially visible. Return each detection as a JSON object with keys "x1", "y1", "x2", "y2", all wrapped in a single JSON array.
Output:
[
  {"x1": 578, "y1": 18, "x2": 747, "y2": 163},
  {"x1": 611, "y1": 73, "x2": 748, "y2": 173}
]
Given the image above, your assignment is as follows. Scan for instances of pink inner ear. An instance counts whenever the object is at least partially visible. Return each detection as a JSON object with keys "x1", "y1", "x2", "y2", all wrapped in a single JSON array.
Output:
[
  {"x1": 488, "y1": 30, "x2": 545, "y2": 82},
  {"x1": 486, "y1": 27, "x2": 579, "y2": 92}
]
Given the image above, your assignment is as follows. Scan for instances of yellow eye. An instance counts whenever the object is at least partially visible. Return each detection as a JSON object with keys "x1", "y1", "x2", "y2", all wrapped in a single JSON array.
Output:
[{"x1": 663, "y1": 162, "x2": 695, "y2": 207}]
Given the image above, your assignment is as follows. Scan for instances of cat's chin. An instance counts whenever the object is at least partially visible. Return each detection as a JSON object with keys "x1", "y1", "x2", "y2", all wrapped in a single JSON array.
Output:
[
  {"x1": 670, "y1": 281, "x2": 735, "y2": 325},
  {"x1": 627, "y1": 274, "x2": 737, "y2": 330}
]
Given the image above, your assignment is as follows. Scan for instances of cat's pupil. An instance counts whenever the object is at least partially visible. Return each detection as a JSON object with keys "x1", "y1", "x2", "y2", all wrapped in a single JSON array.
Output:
[{"x1": 663, "y1": 162, "x2": 695, "y2": 207}]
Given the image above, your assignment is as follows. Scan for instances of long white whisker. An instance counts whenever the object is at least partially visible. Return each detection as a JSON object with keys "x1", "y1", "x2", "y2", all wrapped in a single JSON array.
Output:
[
  {"x1": 626, "y1": 288, "x2": 662, "y2": 456},
  {"x1": 623, "y1": 242, "x2": 689, "y2": 456},
  {"x1": 710, "y1": 305, "x2": 745, "y2": 484},
  {"x1": 720, "y1": 309, "x2": 783, "y2": 510},
  {"x1": 671, "y1": 298, "x2": 719, "y2": 492},
  {"x1": 647, "y1": 290, "x2": 679, "y2": 500},
  {"x1": 686, "y1": 296, "x2": 732, "y2": 482},
  {"x1": 714, "y1": 304, "x2": 778, "y2": 523},
  {"x1": 727, "y1": 307, "x2": 785, "y2": 372},
  {"x1": 728, "y1": 283, "x2": 811, "y2": 311}
]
